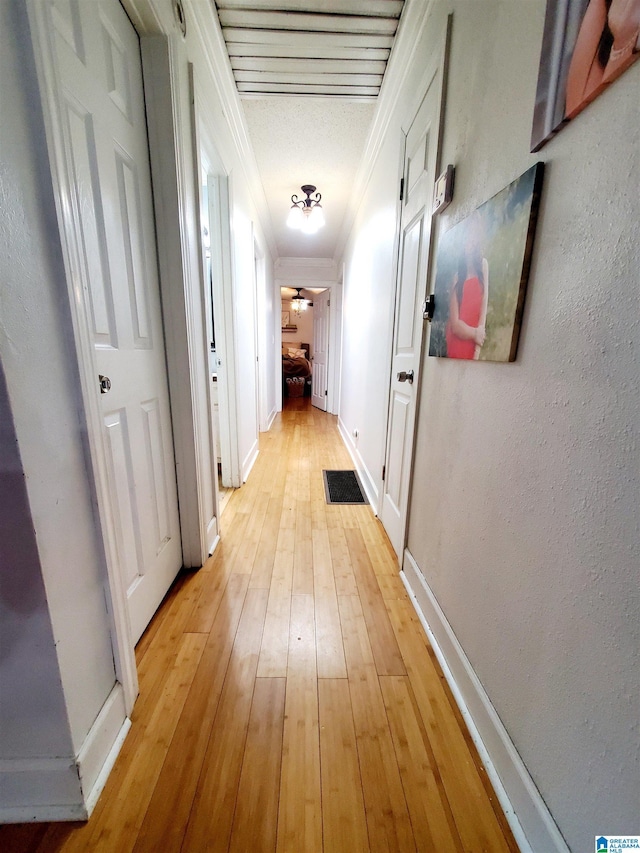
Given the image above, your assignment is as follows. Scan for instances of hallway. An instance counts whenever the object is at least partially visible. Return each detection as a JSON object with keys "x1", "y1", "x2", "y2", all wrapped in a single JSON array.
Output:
[{"x1": 1, "y1": 399, "x2": 517, "y2": 853}]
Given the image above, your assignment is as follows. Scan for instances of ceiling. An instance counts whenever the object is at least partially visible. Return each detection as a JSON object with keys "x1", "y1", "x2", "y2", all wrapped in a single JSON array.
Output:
[
  {"x1": 214, "y1": 0, "x2": 404, "y2": 99},
  {"x1": 211, "y1": 0, "x2": 407, "y2": 263}
]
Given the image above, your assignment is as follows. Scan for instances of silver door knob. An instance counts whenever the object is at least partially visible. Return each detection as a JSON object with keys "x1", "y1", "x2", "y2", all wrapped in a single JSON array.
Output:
[
  {"x1": 397, "y1": 370, "x2": 414, "y2": 384},
  {"x1": 99, "y1": 374, "x2": 112, "y2": 394}
]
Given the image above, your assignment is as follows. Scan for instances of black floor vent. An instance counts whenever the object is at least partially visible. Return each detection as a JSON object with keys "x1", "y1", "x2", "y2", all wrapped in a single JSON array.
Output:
[{"x1": 322, "y1": 470, "x2": 368, "y2": 505}]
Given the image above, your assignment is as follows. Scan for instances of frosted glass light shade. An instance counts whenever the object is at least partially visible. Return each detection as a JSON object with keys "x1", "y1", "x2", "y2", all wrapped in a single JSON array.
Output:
[{"x1": 287, "y1": 205, "x2": 304, "y2": 229}]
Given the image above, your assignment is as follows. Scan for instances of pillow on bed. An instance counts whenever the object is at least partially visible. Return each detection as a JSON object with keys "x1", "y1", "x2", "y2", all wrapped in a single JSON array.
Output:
[{"x1": 288, "y1": 348, "x2": 306, "y2": 358}]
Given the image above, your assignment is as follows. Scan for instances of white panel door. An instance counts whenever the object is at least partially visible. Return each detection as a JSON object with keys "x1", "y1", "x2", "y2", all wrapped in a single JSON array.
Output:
[
  {"x1": 379, "y1": 65, "x2": 444, "y2": 559},
  {"x1": 52, "y1": 0, "x2": 182, "y2": 643},
  {"x1": 312, "y1": 291, "x2": 330, "y2": 411}
]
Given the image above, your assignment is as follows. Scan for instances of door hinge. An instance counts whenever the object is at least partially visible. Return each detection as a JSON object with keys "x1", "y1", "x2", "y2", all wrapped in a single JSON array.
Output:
[
  {"x1": 327, "y1": 299, "x2": 330, "y2": 307},
  {"x1": 399, "y1": 177, "x2": 404, "y2": 202},
  {"x1": 325, "y1": 389, "x2": 327, "y2": 396},
  {"x1": 382, "y1": 465, "x2": 386, "y2": 482}
]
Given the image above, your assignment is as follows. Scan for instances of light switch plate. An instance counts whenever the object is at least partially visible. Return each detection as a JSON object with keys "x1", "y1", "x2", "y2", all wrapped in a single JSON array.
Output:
[{"x1": 433, "y1": 164, "x2": 455, "y2": 214}]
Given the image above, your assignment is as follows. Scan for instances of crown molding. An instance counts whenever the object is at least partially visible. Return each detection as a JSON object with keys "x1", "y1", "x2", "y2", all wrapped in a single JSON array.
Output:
[
  {"x1": 275, "y1": 256, "x2": 338, "y2": 281},
  {"x1": 333, "y1": 0, "x2": 435, "y2": 264}
]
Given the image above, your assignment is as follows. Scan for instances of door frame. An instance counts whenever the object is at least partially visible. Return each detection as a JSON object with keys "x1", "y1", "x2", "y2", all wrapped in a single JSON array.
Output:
[
  {"x1": 379, "y1": 17, "x2": 452, "y2": 559},
  {"x1": 253, "y1": 236, "x2": 269, "y2": 433},
  {"x1": 27, "y1": 2, "x2": 213, "y2": 711},
  {"x1": 276, "y1": 277, "x2": 341, "y2": 414}
]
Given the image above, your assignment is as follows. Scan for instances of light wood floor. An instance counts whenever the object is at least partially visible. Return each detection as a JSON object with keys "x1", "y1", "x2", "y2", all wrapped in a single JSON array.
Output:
[{"x1": 1, "y1": 399, "x2": 518, "y2": 853}]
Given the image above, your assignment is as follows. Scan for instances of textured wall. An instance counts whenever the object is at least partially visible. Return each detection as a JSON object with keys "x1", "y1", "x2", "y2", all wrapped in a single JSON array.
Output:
[
  {"x1": 405, "y1": 2, "x2": 640, "y2": 851},
  {"x1": 0, "y1": 363, "x2": 73, "y2": 762}
]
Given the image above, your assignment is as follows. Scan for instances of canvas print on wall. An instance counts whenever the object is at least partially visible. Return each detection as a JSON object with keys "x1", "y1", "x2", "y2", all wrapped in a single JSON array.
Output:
[
  {"x1": 531, "y1": 0, "x2": 640, "y2": 151},
  {"x1": 428, "y1": 163, "x2": 544, "y2": 363}
]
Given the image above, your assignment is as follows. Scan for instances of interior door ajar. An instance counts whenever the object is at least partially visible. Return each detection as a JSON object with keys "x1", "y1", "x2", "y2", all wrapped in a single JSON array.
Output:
[
  {"x1": 311, "y1": 290, "x2": 330, "y2": 411},
  {"x1": 379, "y1": 60, "x2": 445, "y2": 561},
  {"x1": 52, "y1": 0, "x2": 182, "y2": 643}
]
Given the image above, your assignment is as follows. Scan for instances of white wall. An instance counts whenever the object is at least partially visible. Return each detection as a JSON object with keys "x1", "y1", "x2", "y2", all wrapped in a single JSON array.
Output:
[
  {"x1": 341, "y1": 1, "x2": 639, "y2": 851},
  {"x1": 339, "y1": 127, "x2": 402, "y2": 503},
  {"x1": 282, "y1": 300, "x2": 315, "y2": 354}
]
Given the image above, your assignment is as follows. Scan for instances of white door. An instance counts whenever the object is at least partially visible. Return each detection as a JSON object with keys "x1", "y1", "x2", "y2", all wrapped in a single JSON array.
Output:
[
  {"x1": 311, "y1": 291, "x2": 330, "y2": 411},
  {"x1": 379, "y1": 62, "x2": 445, "y2": 560},
  {"x1": 53, "y1": 0, "x2": 182, "y2": 642}
]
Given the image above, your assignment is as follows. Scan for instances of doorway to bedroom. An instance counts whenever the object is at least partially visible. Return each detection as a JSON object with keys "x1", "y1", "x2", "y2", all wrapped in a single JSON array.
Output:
[{"x1": 280, "y1": 286, "x2": 330, "y2": 411}]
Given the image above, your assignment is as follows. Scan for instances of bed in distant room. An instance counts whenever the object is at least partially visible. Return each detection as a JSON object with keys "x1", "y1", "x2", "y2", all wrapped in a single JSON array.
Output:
[{"x1": 282, "y1": 341, "x2": 311, "y2": 396}]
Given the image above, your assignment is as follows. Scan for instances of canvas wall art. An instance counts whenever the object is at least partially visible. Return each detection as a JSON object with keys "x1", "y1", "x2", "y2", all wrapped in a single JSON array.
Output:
[
  {"x1": 428, "y1": 163, "x2": 544, "y2": 363},
  {"x1": 531, "y1": 0, "x2": 640, "y2": 151}
]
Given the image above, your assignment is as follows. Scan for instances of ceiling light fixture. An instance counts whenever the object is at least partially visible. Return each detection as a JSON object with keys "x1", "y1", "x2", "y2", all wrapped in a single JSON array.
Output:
[
  {"x1": 290, "y1": 288, "x2": 308, "y2": 315},
  {"x1": 287, "y1": 185, "x2": 325, "y2": 235}
]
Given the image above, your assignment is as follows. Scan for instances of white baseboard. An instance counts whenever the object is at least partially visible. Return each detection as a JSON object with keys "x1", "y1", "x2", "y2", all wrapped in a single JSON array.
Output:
[
  {"x1": 242, "y1": 438, "x2": 259, "y2": 482},
  {"x1": 208, "y1": 532, "x2": 221, "y2": 558},
  {"x1": 401, "y1": 551, "x2": 570, "y2": 853},
  {"x1": 77, "y1": 683, "x2": 130, "y2": 816},
  {"x1": 337, "y1": 417, "x2": 379, "y2": 511},
  {"x1": 0, "y1": 756, "x2": 84, "y2": 823},
  {"x1": 265, "y1": 407, "x2": 277, "y2": 431}
]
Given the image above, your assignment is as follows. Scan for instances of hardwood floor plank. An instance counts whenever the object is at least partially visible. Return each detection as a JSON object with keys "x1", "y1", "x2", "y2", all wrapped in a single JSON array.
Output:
[
  {"x1": 134, "y1": 570, "x2": 187, "y2": 663},
  {"x1": 233, "y1": 488, "x2": 271, "y2": 575},
  {"x1": 327, "y1": 524, "x2": 359, "y2": 597},
  {"x1": 249, "y1": 494, "x2": 283, "y2": 589},
  {"x1": 338, "y1": 503, "x2": 360, "y2": 529},
  {"x1": 257, "y1": 527, "x2": 295, "y2": 677},
  {"x1": 385, "y1": 596, "x2": 518, "y2": 853},
  {"x1": 287, "y1": 593, "x2": 317, "y2": 678},
  {"x1": 380, "y1": 675, "x2": 465, "y2": 852},
  {"x1": 181, "y1": 588, "x2": 269, "y2": 853},
  {"x1": 184, "y1": 558, "x2": 233, "y2": 634},
  {"x1": 310, "y1": 454, "x2": 328, "y2": 532},
  {"x1": 338, "y1": 594, "x2": 416, "y2": 853},
  {"x1": 345, "y1": 527, "x2": 406, "y2": 677},
  {"x1": 277, "y1": 676, "x2": 322, "y2": 853},
  {"x1": 293, "y1": 499, "x2": 313, "y2": 595},
  {"x1": 229, "y1": 678, "x2": 286, "y2": 853},
  {"x1": 357, "y1": 513, "x2": 399, "y2": 577},
  {"x1": 318, "y1": 679, "x2": 370, "y2": 853},
  {"x1": 312, "y1": 528, "x2": 347, "y2": 678},
  {"x1": 375, "y1": 573, "x2": 407, "y2": 600},
  {"x1": 131, "y1": 574, "x2": 250, "y2": 853}
]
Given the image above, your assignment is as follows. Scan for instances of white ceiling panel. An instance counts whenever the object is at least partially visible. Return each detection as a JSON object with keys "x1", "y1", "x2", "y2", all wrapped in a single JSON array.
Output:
[{"x1": 214, "y1": 0, "x2": 404, "y2": 99}]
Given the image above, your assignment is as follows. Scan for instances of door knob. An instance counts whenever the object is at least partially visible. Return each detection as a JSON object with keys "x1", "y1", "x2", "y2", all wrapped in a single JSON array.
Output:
[
  {"x1": 99, "y1": 374, "x2": 112, "y2": 394},
  {"x1": 397, "y1": 370, "x2": 414, "y2": 384}
]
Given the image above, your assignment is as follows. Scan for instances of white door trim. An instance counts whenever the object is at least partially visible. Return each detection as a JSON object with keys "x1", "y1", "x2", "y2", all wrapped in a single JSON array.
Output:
[
  {"x1": 141, "y1": 36, "x2": 213, "y2": 567},
  {"x1": 208, "y1": 174, "x2": 242, "y2": 487}
]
